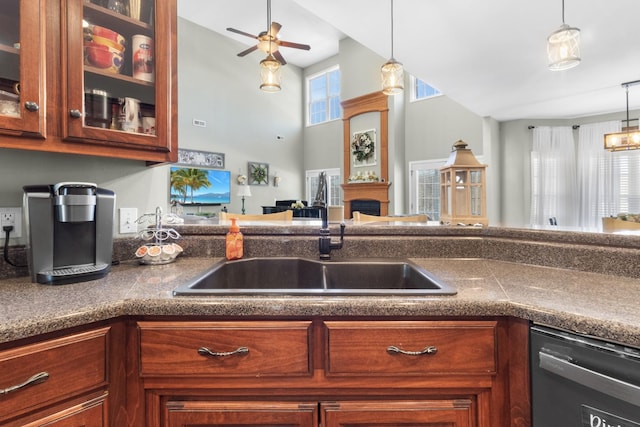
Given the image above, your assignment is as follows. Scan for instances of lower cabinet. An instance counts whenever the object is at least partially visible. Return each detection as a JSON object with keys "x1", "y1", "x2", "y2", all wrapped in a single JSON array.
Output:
[
  {"x1": 164, "y1": 400, "x2": 473, "y2": 427},
  {"x1": 20, "y1": 395, "x2": 107, "y2": 427},
  {"x1": 0, "y1": 322, "x2": 126, "y2": 427},
  {"x1": 134, "y1": 318, "x2": 530, "y2": 427}
]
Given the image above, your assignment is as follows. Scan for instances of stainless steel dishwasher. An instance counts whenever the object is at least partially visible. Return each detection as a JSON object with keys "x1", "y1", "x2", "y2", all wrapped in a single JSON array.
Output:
[{"x1": 530, "y1": 324, "x2": 640, "y2": 427}]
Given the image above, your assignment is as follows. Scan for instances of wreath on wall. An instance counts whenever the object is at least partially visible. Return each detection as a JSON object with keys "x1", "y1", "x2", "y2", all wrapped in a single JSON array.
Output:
[
  {"x1": 248, "y1": 162, "x2": 269, "y2": 185},
  {"x1": 351, "y1": 131, "x2": 375, "y2": 162}
]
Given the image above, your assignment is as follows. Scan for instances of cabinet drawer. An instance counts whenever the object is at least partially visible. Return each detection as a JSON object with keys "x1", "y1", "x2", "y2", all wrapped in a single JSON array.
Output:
[
  {"x1": 138, "y1": 321, "x2": 312, "y2": 377},
  {"x1": 324, "y1": 321, "x2": 496, "y2": 376},
  {"x1": 0, "y1": 328, "x2": 108, "y2": 421}
]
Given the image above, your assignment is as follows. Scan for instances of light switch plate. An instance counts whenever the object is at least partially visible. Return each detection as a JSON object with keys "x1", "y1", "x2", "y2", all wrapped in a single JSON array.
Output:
[{"x1": 119, "y1": 208, "x2": 138, "y2": 234}]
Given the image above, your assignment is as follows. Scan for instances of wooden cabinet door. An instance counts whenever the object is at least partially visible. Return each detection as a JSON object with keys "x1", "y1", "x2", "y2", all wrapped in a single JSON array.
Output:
[
  {"x1": 322, "y1": 400, "x2": 475, "y2": 427},
  {"x1": 0, "y1": 0, "x2": 46, "y2": 137},
  {"x1": 165, "y1": 401, "x2": 318, "y2": 427},
  {"x1": 63, "y1": 0, "x2": 176, "y2": 159},
  {"x1": 8, "y1": 395, "x2": 106, "y2": 427}
]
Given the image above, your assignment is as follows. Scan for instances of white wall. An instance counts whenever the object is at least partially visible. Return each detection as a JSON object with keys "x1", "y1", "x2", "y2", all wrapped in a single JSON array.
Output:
[{"x1": 177, "y1": 18, "x2": 306, "y2": 214}]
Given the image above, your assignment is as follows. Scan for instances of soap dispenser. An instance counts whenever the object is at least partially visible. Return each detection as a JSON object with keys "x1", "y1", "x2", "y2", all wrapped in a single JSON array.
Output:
[{"x1": 225, "y1": 217, "x2": 243, "y2": 260}]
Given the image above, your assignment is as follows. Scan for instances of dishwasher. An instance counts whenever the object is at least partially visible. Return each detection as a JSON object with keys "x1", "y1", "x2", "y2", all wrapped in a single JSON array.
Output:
[{"x1": 530, "y1": 324, "x2": 640, "y2": 426}]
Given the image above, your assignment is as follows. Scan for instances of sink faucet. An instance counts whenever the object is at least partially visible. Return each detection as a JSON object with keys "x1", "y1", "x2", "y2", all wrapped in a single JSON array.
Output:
[{"x1": 313, "y1": 172, "x2": 345, "y2": 260}]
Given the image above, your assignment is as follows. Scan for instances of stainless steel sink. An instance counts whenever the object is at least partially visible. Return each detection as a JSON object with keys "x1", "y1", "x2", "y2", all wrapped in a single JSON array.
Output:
[{"x1": 172, "y1": 257, "x2": 457, "y2": 296}]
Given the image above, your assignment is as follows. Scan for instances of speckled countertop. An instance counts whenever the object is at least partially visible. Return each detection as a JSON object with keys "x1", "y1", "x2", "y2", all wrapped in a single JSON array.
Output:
[{"x1": 1, "y1": 225, "x2": 639, "y2": 348}]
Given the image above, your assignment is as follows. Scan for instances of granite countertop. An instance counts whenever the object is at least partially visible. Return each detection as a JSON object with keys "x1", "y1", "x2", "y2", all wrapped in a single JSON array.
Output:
[{"x1": 1, "y1": 255, "x2": 639, "y2": 348}]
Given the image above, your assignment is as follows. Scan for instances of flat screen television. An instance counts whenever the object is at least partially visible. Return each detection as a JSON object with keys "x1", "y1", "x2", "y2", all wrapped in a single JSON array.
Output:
[{"x1": 170, "y1": 167, "x2": 231, "y2": 205}]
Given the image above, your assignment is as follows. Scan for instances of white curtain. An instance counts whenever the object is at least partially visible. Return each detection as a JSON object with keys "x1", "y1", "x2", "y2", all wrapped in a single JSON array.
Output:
[
  {"x1": 577, "y1": 121, "x2": 621, "y2": 231},
  {"x1": 530, "y1": 126, "x2": 578, "y2": 227}
]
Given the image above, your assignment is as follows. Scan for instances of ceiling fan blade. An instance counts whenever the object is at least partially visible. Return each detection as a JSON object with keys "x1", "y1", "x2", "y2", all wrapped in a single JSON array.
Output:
[
  {"x1": 237, "y1": 45, "x2": 259, "y2": 57},
  {"x1": 268, "y1": 22, "x2": 282, "y2": 38},
  {"x1": 279, "y1": 40, "x2": 311, "y2": 51},
  {"x1": 227, "y1": 27, "x2": 258, "y2": 40},
  {"x1": 273, "y1": 50, "x2": 287, "y2": 65}
]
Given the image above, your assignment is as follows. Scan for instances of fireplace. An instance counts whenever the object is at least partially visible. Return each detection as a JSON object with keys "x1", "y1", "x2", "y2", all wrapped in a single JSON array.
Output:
[
  {"x1": 350, "y1": 200, "x2": 380, "y2": 217},
  {"x1": 341, "y1": 182, "x2": 390, "y2": 219}
]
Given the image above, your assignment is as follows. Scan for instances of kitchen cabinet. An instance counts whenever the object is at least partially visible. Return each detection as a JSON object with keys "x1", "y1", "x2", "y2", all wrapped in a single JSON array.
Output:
[
  {"x1": 0, "y1": 0, "x2": 177, "y2": 163},
  {"x1": 0, "y1": 0, "x2": 46, "y2": 137},
  {"x1": 134, "y1": 318, "x2": 528, "y2": 427},
  {"x1": 0, "y1": 322, "x2": 126, "y2": 427}
]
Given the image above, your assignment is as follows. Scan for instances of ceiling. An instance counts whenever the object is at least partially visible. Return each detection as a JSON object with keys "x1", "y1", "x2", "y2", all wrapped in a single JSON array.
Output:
[{"x1": 178, "y1": 0, "x2": 640, "y2": 122}]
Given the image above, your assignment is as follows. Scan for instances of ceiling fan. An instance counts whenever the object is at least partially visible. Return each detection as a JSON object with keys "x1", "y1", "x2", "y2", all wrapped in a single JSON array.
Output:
[{"x1": 226, "y1": 0, "x2": 311, "y2": 65}]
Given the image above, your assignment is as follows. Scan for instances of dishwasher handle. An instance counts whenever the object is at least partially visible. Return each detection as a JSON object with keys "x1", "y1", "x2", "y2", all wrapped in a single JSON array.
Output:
[{"x1": 539, "y1": 351, "x2": 640, "y2": 407}]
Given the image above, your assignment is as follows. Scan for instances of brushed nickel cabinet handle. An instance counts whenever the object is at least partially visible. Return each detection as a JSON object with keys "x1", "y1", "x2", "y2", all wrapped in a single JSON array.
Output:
[
  {"x1": 197, "y1": 346, "x2": 249, "y2": 357},
  {"x1": 69, "y1": 109, "x2": 83, "y2": 118},
  {"x1": 0, "y1": 372, "x2": 49, "y2": 396},
  {"x1": 386, "y1": 345, "x2": 438, "y2": 356},
  {"x1": 24, "y1": 101, "x2": 39, "y2": 112}
]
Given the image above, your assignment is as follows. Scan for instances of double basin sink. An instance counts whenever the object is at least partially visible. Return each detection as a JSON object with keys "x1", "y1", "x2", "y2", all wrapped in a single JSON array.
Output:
[{"x1": 173, "y1": 257, "x2": 457, "y2": 296}]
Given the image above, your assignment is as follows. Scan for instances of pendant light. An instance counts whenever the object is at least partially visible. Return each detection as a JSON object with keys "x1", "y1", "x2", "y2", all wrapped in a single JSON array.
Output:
[
  {"x1": 260, "y1": 0, "x2": 281, "y2": 92},
  {"x1": 547, "y1": 0, "x2": 581, "y2": 71},
  {"x1": 381, "y1": 0, "x2": 404, "y2": 95},
  {"x1": 604, "y1": 80, "x2": 640, "y2": 151}
]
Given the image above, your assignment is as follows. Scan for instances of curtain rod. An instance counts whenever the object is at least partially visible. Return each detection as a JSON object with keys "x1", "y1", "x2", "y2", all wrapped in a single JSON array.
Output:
[{"x1": 528, "y1": 125, "x2": 580, "y2": 130}]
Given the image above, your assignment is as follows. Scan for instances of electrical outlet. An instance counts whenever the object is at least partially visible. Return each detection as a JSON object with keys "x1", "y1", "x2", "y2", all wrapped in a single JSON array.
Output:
[
  {"x1": 0, "y1": 207, "x2": 22, "y2": 238},
  {"x1": 119, "y1": 208, "x2": 138, "y2": 234}
]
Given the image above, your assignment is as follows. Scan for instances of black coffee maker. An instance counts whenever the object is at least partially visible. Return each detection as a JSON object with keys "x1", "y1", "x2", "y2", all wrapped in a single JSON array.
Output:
[{"x1": 23, "y1": 182, "x2": 115, "y2": 285}]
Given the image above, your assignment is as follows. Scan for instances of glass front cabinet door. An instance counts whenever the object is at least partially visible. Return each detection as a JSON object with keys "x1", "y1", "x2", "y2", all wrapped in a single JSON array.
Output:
[
  {"x1": 0, "y1": 0, "x2": 46, "y2": 137},
  {"x1": 65, "y1": 0, "x2": 176, "y2": 161}
]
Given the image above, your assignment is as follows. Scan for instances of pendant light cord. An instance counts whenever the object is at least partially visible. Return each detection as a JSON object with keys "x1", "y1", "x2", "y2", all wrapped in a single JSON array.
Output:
[
  {"x1": 561, "y1": 0, "x2": 565, "y2": 24},
  {"x1": 390, "y1": 0, "x2": 395, "y2": 58}
]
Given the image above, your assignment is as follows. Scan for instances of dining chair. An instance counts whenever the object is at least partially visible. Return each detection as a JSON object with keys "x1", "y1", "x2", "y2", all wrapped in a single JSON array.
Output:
[{"x1": 352, "y1": 211, "x2": 428, "y2": 223}]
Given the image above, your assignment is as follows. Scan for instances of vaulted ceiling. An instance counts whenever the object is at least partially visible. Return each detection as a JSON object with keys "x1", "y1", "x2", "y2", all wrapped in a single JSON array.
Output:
[{"x1": 178, "y1": 0, "x2": 640, "y2": 121}]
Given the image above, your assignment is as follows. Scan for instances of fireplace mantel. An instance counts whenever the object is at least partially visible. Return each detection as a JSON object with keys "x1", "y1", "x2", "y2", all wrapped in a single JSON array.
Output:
[
  {"x1": 341, "y1": 92, "x2": 390, "y2": 219},
  {"x1": 341, "y1": 182, "x2": 391, "y2": 217}
]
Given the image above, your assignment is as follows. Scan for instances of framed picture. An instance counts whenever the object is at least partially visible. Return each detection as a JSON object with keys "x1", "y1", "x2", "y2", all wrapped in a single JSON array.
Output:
[
  {"x1": 170, "y1": 166, "x2": 231, "y2": 205},
  {"x1": 177, "y1": 149, "x2": 225, "y2": 169},
  {"x1": 351, "y1": 129, "x2": 377, "y2": 167},
  {"x1": 248, "y1": 161, "x2": 269, "y2": 185}
]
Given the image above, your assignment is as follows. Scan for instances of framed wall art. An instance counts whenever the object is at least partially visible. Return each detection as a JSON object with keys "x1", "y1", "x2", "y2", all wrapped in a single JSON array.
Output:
[
  {"x1": 248, "y1": 161, "x2": 269, "y2": 185},
  {"x1": 351, "y1": 129, "x2": 377, "y2": 167},
  {"x1": 177, "y1": 149, "x2": 225, "y2": 168}
]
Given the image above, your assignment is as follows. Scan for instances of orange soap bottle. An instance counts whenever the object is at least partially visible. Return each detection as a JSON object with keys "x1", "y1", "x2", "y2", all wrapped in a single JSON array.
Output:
[{"x1": 225, "y1": 218, "x2": 243, "y2": 260}]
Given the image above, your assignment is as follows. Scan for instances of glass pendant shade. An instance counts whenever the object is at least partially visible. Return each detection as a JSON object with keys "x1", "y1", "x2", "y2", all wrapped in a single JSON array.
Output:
[
  {"x1": 547, "y1": 24, "x2": 581, "y2": 70},
  {"x1": 260, "y1": 54, "x2": 281, "y2": 92},
  {"x1": 381, "y1": 58, "x2": 404, "y2": 95}
]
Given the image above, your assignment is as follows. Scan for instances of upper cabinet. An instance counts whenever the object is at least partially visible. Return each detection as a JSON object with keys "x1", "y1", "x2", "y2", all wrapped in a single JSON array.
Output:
[
  {"x1": 0, "y1": 0, "x2": 177, "y2": 163},
  {"x1": 0, "y1": 0, "x2": 46, "y2": 137}
]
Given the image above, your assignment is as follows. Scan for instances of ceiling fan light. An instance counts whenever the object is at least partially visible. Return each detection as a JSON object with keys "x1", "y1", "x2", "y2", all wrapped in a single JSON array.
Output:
[
  {"x1": 260, "y1": 53, "x2": 281, "y2": 92},
  {"x1": 257, "y1": 38, "x2": 278, "y2": 54},
  {"x1": 547, "y1": 24, "x2": 581, "y2": 71},
  {"x1": 381, "y1": 58, "x2": 404, "y2": 95}
]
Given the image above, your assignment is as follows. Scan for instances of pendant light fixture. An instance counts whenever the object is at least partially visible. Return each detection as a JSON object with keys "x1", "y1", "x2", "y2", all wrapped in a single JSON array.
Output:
[
  {"x1": 604, "y1": 80, "x2": 640, "y2": 151},
  {"x1": 259, "y1": 0, "x2": 281, "y2": 92},
  {"x1": 547, "y1": 0, "x2": 581, "y2": 71},
  {"x1": 381, "y1": 0, "x2": 404, "y2": 95}
]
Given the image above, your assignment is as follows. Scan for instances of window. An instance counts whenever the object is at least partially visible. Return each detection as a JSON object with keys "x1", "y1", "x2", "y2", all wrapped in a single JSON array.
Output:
[
  {"x1": 306, "y1": 168, "x2": 341, "y2": 206},
  {"x1": 409, "y1": 160, "x2": 445, "y2": 220},
  {"x1": 410, "y1": 76, "x2": 441, "y2": 102},
  {"x1": 307, "y1": 67, "x2": 341, "y2": 125}
]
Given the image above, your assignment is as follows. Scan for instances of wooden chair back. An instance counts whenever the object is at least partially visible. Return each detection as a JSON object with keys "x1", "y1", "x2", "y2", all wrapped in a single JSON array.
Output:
[
  {"x1": 352, "y1": 211, "x2": 428, "y2": 223},
  {"x1": 219, "y1": 210, "x2": 294, "y2": 221}
]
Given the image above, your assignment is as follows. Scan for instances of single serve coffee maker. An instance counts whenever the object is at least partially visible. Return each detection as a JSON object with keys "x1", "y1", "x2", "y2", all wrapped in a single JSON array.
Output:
[{"x1": 23, "y1": 182, "x2": 115, "y2": 285}]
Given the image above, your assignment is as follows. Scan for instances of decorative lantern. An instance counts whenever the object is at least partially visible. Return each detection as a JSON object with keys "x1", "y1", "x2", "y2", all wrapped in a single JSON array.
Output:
[{"x1": 439, "y1": 140, "x2": 488, "y2": 226}]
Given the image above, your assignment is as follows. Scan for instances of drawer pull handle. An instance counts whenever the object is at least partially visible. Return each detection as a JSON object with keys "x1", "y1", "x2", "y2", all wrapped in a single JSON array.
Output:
[
  {"x1": 386, "y1": 345, "x2": 438, "y2": 356},
  {"x1": 198, "y1": 346, "x2": 249, "y2": 357},
  {"x1": 0, "y1": 372, "x2": 49, "y2": 396}
]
